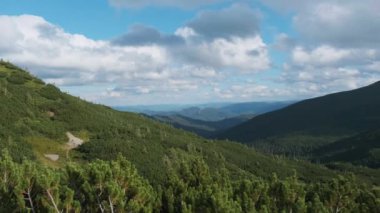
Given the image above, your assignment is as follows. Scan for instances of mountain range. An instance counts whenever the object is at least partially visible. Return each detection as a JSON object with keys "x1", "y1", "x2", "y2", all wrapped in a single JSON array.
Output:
[
  {"x1": 117, "y1": 101, "x2": 293, "y2": 138},
  {"x1": 151, "y1": 114, "x2": 253, "y2": 138},
  {"x1": 139, "y1": 101, "x2": 294, "y2": 121},
  {"x1": 217, "y1": 81, "x2": 380, "y2": 168}
]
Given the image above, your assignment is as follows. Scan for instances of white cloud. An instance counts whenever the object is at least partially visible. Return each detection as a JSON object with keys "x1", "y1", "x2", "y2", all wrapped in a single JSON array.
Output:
[
  {"x1": 188, "y1": 66, "x2": 217, "y2": 78},
  {"x1": 366, "y1": 61, "x2": 380, "y2": 72},
  {"x1": 210, "y1": 36, "x2": 270, "y2": 71},
  {"x1": 174, "y1": 27, "x2": 197, "y2": 39},
  {"x1": 175, "y1": 35, "x2": 270, "y2": 72},
  {"x1": 292, "y1": 45, "x2": 351, "y2": 66},
  {"x1": 4, "y1": 1, "x2": 379, "y2": 105},
  {"x1": 0, "y1": 14, "x2": 273, "y2": 104},
  {"x1": 186, "y1": 4, "x2": 260, "y2": 39},
  {"x1": 214, "y1": 83, "x2": 288, "y2": 101},
  {"x1": 0, "y1": 15, "x2": 168, "y2": 82},
  {"x1": 281, "y1": 66, "x2": 363, "y2": 96},
  {"x1": 0, "y1": 15, "x2": 209, "y2": 104},
  {"x1": 263, "y1": 0, "x2": 380, "y2": 47},
  {"x1": 311, "y1": 3, "x2": 351, "y2": 24},
  {"x1": 280, "y1": 46, "x2": 380, "y2": 98},
  {"x1": 260, "y1": 0, "x2": 380, "y2": 99}
]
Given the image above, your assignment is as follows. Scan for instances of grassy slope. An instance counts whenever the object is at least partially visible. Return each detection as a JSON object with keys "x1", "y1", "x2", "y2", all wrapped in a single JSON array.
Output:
[{"x1": 0, "y1": 61, "x2": 378, "y2": 186}]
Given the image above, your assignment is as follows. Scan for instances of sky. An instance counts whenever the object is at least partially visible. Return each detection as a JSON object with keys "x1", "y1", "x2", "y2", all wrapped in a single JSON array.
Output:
[{"x1": 0, "y1": 0, "x2": 380, "y2": 106}]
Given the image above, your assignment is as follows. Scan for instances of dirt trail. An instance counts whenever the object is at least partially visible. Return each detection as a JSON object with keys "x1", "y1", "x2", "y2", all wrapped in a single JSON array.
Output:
[
  {"x1": 44, "y1": 132, "x2": 84, "y2": 161},
  {"x1": 66, "y1": 132, "x2": 84, "y2": 149}
]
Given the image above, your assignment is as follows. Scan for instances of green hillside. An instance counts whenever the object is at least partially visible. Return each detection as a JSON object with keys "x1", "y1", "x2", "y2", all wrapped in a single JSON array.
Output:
[
  {"x1": 313, "y1": 129, "x2": 380, "y2": 168},
  {"x1": 0, "y1": 61, "x2": 346, "y2": 183},
  {"x1": 217, "y1": 82, "x2": 380, "y2": 154}
]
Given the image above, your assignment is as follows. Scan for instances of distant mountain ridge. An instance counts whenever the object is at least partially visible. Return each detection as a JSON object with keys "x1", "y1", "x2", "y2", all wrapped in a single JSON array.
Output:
[
  {"x1": 151, "y1": 114, "x2": 253, "y2": 138},
  {"x1": 218, "y1": 81, "x2": 380, "y2": 142},
  {"x1": 137, "y1": 101, "x2": 294, "y2": 138},
  {"x1": 148, "y1": 101, "x2": 295, "y2": 121},
  {"x1": 217, "y1": 81, "x2": 380, "y2": 167},
  {"x1": 313, "y1": 129, "x2": 380, "y2": 168}
]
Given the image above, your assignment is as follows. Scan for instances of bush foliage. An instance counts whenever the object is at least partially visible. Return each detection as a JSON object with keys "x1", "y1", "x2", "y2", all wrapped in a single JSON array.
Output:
[{"x1": 0, "y1": 150, "x2": 379, "y2": 212}]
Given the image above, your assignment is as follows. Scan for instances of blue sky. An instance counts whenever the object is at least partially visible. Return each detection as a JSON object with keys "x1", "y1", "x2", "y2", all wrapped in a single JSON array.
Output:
[
  {"x1": 1, "y1": 0, "x2": 198, "y2": 38},
  {"x1": 0, "y1": 0, "x2": 379, "y2": 105}
]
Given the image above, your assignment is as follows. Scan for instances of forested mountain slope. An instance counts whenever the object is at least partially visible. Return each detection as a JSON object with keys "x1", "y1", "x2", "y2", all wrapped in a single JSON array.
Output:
[
  {"x1": 0, "y1": 61, "x2": 352, "y2": 184},
  {"x1": 313, "y1": 129, "x2": 380, "y2": 168},
  {"x1": 218, "y1": 81, "x2": 380, "y2": 148}
]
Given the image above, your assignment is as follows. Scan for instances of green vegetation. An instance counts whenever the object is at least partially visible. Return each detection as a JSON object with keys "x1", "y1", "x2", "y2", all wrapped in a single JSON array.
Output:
[
  {"x1": 0, "y1": 60, "x2": 348, "y2": 184},
  {"x1": 314, "y1": 129, "x2": 380, "y2": 168},
  {"x1": 0, "y1": 150, "x2": 156, "y2": 212},
  {"x1": 0, "y1": 61, "x2": 379, "y2": 211},
  {"x1": 0, "y1": 150, "x2": 379, "y2": 212}
]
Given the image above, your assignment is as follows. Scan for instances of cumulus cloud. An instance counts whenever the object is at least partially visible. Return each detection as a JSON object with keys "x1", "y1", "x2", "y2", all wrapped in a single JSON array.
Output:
[
  {"x1": 278, "y1": 45, "x2": 380, "y2": 98},
  {"x1": 108, "y1": 0, "x2": 226, "y2": 9},
  {"x1": 262, "y1": 0, "x2": 380, "y2": 48},
  {"x1": 279, "y1": 65, "x2": 377, "y2": 97},
  {"x1": 0, "y1": 15, "x2": 182, "y2": 92},
  {"x1": 366, "y1": 61, "x2": 380, "y2": 72},
  {"x1": 291, "y1": 46, "x2": 351, "y2": 66},
  {"x1": 0, "y1": 11, "x2": 272, "y2": 104},
  {"x1": 0, "y1": 15, "x2": 168, "y2": 83},
  {"x1": 112, "y1": 25, "x2": 184, "y2": 46},
  {"x1": 167, "y1": 5, "x2": 270, "y2": 72},
  {"x1": 186, "y1": 4, "x2": 260, "y2": 40},
  {"x1": 295, "y1": 2, "x2": 380, "y2": 47},
  {"x1": 111, "y1": 5, "x2": 269, "y2": 73},
  {"x1": 173, "y1": 35, "x2": 270, "y2": 72},
  {"x1": 260, "y1": 0, "x2": 380, "y2": 98}
]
